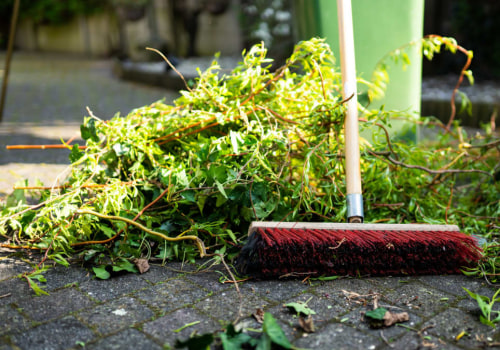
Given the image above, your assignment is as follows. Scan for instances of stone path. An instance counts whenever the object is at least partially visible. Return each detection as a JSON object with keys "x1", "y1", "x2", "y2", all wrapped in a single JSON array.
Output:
[{"x1": 0, "y1": 53, "x2": 499, "y2": 350}]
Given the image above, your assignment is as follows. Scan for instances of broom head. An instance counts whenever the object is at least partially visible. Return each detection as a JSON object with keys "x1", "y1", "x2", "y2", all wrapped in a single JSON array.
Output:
[{"x1": 235, "y1": 222, "x2": 482, "y2": 278}]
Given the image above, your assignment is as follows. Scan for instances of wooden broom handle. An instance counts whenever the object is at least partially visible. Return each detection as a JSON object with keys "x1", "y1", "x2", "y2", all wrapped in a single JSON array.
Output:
[{"x1": 337, "y1": 0, "x2": 363, "y2": 221}]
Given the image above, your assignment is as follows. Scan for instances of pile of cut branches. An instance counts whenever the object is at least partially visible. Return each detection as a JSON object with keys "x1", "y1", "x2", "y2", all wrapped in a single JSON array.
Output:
[{"x1": 0, "y1": 37, "x2": 498, "y2": 285}]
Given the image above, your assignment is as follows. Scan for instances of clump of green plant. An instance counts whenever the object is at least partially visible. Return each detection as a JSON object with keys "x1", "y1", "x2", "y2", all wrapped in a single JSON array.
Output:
[
  {"x1": 0, "y1": 37, "x2": 498, "y2": 289},
  {"x1": 463, "y1": 287, "x2": 500, "y2": 328}
]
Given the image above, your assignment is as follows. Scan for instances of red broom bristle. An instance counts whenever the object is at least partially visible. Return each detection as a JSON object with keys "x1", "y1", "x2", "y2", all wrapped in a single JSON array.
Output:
[{"x1": 235, "y1": 227, "x2": 482, "y2": 278}]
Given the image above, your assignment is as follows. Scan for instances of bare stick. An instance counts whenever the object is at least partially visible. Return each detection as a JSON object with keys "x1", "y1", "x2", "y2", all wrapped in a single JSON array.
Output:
[
  {"x1": 146, "y1": 47, "x2": 192, "y2": 92},
  {"x1": 374, "y1": 151, "x2": 492, "y2": 177},
  {"x1": 7, "y1": 144, "x2": 86, "y2": 150}
]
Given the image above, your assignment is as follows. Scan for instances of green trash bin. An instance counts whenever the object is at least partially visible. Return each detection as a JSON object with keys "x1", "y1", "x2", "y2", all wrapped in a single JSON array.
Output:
[{"x1": 293, "y1": 0, "x2": 425, "y2": 141}]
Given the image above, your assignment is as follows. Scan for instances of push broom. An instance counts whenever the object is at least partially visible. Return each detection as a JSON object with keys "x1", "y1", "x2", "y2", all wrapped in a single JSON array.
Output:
[{"x1": 235, "y1": 0, "x2": 482, "y2": 278}]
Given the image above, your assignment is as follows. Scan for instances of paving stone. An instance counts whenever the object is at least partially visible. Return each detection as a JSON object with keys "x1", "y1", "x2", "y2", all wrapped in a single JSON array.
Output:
[
  {"x1": 417, "y1": 275, "x2": 487, "y2": 296},
  {"x1": 389, "y1": 331, "x2": 463, "y2": 350},
  {"x1": 10, "y1": 316, "x2": 95, "y2": 350},
  {"x1": 381, "y1": 280, "x2": 457, "y2": 318},
  {"x1": 78, "y1": 273, "x2": 150, "y2": 302},
  {"x1": 239, "y1": 279, "x2": 309, "y2": 302},
  {"x1": 131, "y1": 284, "x2": 178, "y2": 314},
  {"x1": 76, "y1": 296, "x2": 154, "y2": 335},
  {"x1": 293, "y1": 322, "x2": 381, "y2": 350},
  {"x1": 423, "y1": 307, "x2": 496, "y2": 349},
  {"x1": 312, "y1": 277, "x2": 382, "y2": 301},
  {"x1": 0, "y1": 305, "x2": 33, "y2": 336},
  {"x1": 0, "y1": 278, "x2": 33, "y2": 306},
  {"x1": 38, "y1": 264, "x2": 91, "y2": 292},
  {"x1": 133, "y1": 277, "x2": 210, "y2": 315},
  {"x1": 276, "y1": 292, "x2": 352, "y2": 324},
  {"x1": 0, "y1": 344, "x2": 16, "y2": 350},
  {"x1": 137, "y1": 263, "x2": 185, "y2": 284},
  {"x1": 194, "y1": 288, "x2": 271, "y2": 324},
  {"x1": 15, "y1": 287, "x2": 95, "y2": 323},
  {"x1": 162, "y1": 278, "x2": 214, "y2": 305},
  {"x1": 142, "y1": 307, "x2": 220, "y2": 347},
  {"x1": 85, "y1": 328, "x2": 162, "y2": 350},
  {"x1": 183, "y1": 268, "x2": 235, "y2": 293},
  {"x1": 0, "y1": 257, "x2": 32, "y2": 281},
  {"x1": 370, "y1": 275, "x2": 416, "y2": 290}
]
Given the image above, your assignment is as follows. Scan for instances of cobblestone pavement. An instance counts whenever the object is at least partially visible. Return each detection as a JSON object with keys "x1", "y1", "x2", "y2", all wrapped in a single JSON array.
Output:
[{"x1": 0, "y1": 53, "x2": 499, "y2": 350}]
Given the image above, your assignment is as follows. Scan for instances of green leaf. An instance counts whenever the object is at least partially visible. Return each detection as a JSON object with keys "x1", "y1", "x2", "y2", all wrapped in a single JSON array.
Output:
[
  {"x1": 230, "y1": 130, "x2": 240, "y2": 154},
  {"x1": 173, "y1": 321, "x2": 201, "y2": 333},
  {"x1": 181, "y1": 190, "x2": 196, "y2": 202},
  {"x1": 365, "y1": 307, "x2": 388, "y2": 320},
  {"x1": 93, "y1": 266, "x2": 111, "y2": 280},
  {"x1": 310, "y1": 275, "x2": 339, "y2": 281},
  {"x1": 285, "y1": 301, "x2": 316, "y2": 316},
  {"x1": 479, "y1": 315, "x2": 495, "y2": 328},
  {"x1": 174, "y1": 333, "x2": 214, "y2": 349},
  {"x1": 80, "y1": 118, "x2": 99, "y2": 142},
  {"x1": 263, "y1": 312, "x2": 292, "y2": 349},
  {"x1": 113, "y1": 143, "x2": 130, "y2": 156},
  {"x1": 112, "y1": 259, "x2": 138, "y2": 273},
  {"x1": 475, "y1": 295, "x2": 491, "y2": 318},
  {"x1": 255, "y1": 333, "x2": 272, "y2": 350},
  {"x1": 215, "y1": 180, "x2": 227, "y2": 199},
  {"x1": 463, "y1": 287, "x2": 478, "y2": 300},
  {"x1": 31, "y1": 274, "x2": 47, "y2": 283},
  {"x1": 457, "y1": 90, "x2": 472, "y2": 116},
  {"x1": 27, "y1": 279, "x2": 49, "y2": 296},
  {"x1": 98, "y1": 224, "x2": 116, "y2": 238},
  {"x1": 220, "y1": 324, "x2": 256, "y2": 350},
  {"x1": 69, "y1": 144, "x2": 84, "y2": 163},
  {"x1": 207, "y1": 166, "x2": 227, "y2": 184}
]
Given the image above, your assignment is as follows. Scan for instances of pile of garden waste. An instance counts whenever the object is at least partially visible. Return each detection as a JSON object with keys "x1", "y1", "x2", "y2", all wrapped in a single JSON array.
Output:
[{"x1": 1, "y1": 37, "x2": 498, "y2": 288}]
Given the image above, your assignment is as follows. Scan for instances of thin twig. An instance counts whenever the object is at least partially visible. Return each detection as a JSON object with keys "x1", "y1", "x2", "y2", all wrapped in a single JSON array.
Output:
[
  {"x1": 380, "y1": 331, "x2": 394, "y2": 348},
  {"x1": 424, "y1": 35, "x2": 473, "y2": 131},
  {"x1": 6, "y1": 144, "x2": 86, "y2": 150},
  {"x1": 216, "y1": 253, "x2": 244, "y2": 324},
  {"x1": 385, "y1": 154, "x2": 492, "y2": 177},
  {"x1": 368, "y1": 150, "x2": 492, "y2": 177},
  {"x1": 464, "y1": 139, "x2": 500, "y2": 149},
  {"x1": 146, "y1": 47, "x2": 192, "y2": 92}
]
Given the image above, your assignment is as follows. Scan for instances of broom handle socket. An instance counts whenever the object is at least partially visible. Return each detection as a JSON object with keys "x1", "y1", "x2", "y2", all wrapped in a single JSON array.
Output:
[{"x1": 347, "y1": 193, "x2": 363, "y2": 223}]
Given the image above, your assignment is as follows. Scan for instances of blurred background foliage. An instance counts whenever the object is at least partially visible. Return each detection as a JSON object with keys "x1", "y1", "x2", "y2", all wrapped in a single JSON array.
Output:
[{"x1": 1, "y1": 0, "x2": 499, "y2": 79}]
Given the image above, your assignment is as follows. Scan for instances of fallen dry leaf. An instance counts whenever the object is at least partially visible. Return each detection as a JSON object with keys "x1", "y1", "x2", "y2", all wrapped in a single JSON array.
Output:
[
  {"x1": 421, "y1": 340, "x2": 437, "y2": 348},
  {"x1": 342, "y1": 289, "x2": 380, "y2": 305},
  {"x1": 383, "y1": 310, "x2": 409, "y2": 327},
  {"x1": 253, "y1": 308, "x2": 264, "y2": 324},
  {"x1": 134, "y1": 258, "x2": 150, "y2": 274},
  {"x1": 299, "y1": 315, "x2": 315, "y2": 333}
]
